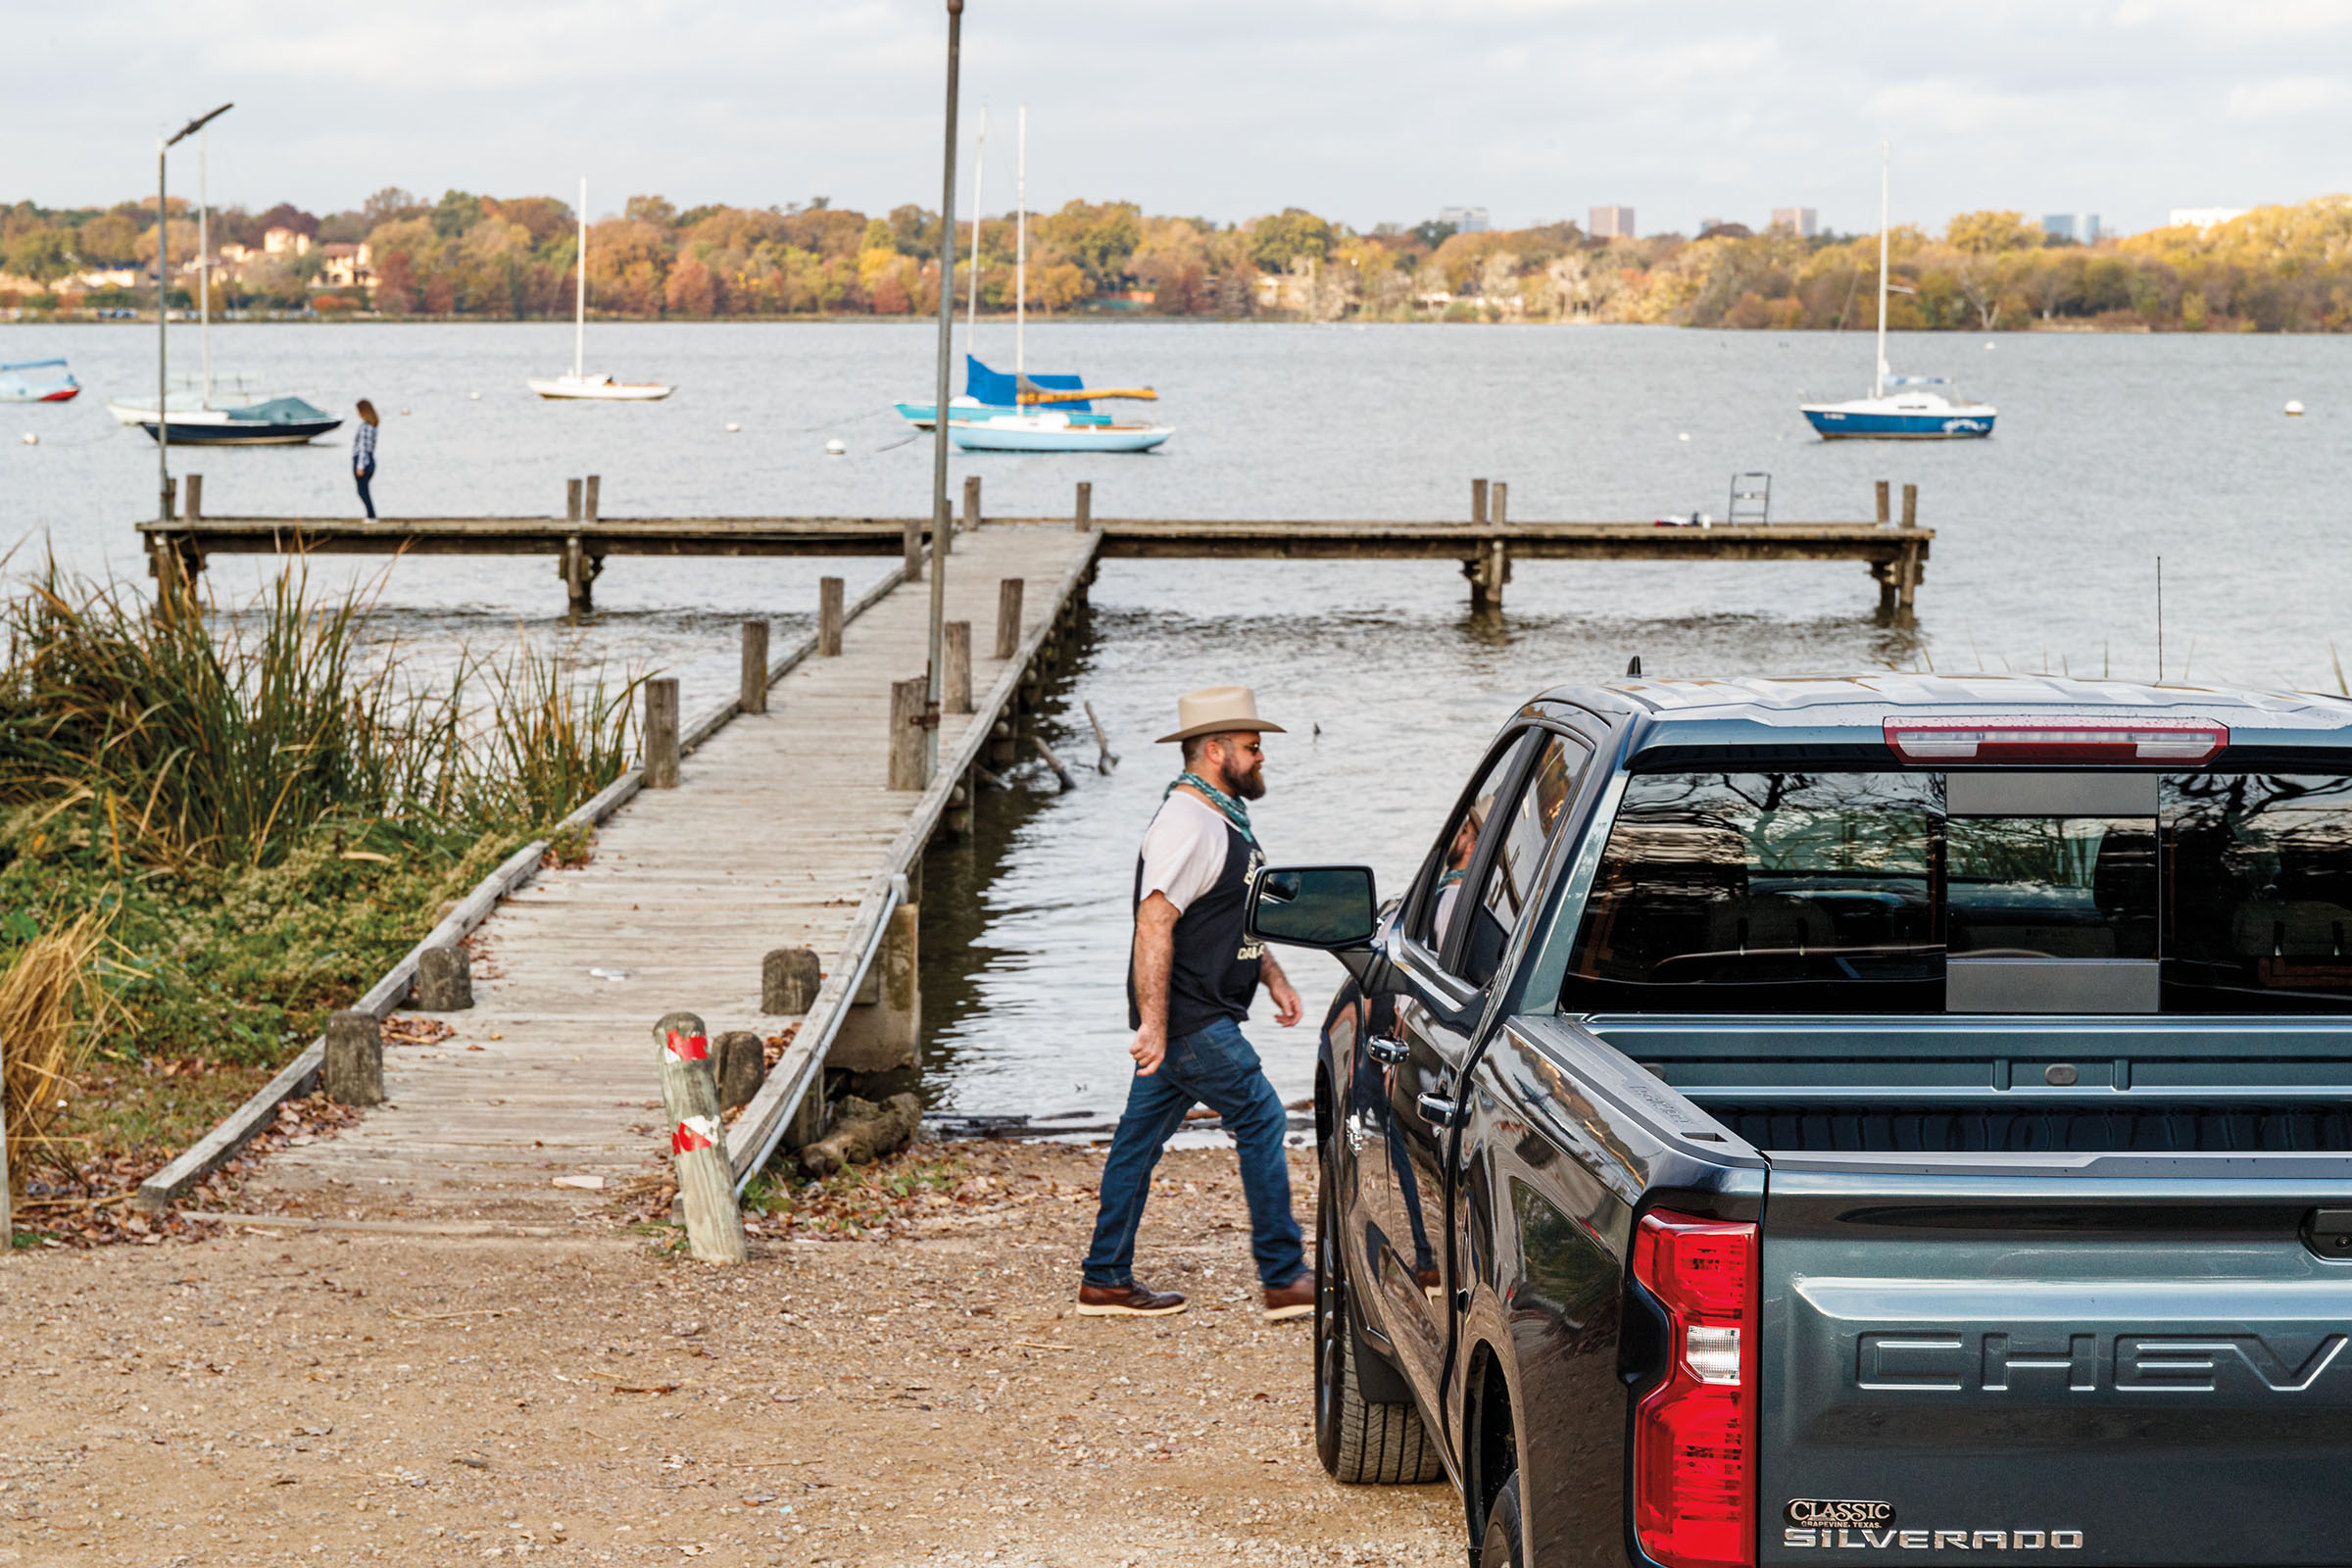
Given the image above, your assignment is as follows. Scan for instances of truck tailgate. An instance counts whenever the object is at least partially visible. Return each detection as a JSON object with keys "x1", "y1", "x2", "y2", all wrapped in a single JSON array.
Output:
[{"x1": 1761, "y1": 1162, "x2": 2352, "y2": 1566}]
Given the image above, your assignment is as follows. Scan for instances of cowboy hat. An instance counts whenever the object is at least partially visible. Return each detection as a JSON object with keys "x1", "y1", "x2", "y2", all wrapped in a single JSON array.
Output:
[{"x1": 1155, "y1": 685, "x2": 1287, "y2": 745}]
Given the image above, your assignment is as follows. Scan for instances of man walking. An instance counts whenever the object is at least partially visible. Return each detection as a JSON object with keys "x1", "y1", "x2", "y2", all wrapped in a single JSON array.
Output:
[{"x1": 1080, "y1": 686, "x2": 1313, "y2": 1323}]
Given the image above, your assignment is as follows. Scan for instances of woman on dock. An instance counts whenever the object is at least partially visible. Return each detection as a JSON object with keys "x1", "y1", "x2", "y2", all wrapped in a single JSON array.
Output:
[{"x1": 353, "y1": 400, "x2": 379, "y2": 519}]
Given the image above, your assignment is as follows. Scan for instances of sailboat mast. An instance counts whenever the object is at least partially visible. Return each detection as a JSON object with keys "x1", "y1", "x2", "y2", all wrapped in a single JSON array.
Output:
[
  {"x1": 1875, "y1": 140, "x2": 1889, "y2": 401},
  {"x1": 574, "y1": 177, "x2": 588, "y2": 383},
  {"x1": 963, "y1": 106, "x2": 986, "y2": 369},
  {"x1": 198, "y1": 127, "x2": 211, "y2": 409},
  {"x1": 1015, "y1": 104, "x2": 1026, "y2": 382}
]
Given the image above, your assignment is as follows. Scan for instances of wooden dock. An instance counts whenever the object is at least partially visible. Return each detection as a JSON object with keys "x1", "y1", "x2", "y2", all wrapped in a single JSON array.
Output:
[
  {"x1": 229, "y1": 521, "x2": 1100, "y2": 1221},
  {"x1": 138, "y1": 475, "x2": 1936, "y2": 615}
]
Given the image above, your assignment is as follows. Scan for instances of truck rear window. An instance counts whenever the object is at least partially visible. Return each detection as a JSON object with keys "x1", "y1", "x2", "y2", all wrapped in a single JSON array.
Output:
[{"x1": 1556, "y1": 771, "x2": 2352, "y2": 1014}]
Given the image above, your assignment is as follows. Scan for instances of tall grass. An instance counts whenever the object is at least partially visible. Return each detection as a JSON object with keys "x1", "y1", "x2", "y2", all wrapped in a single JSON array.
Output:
[
  {"x1": 0, "y1": 912, "x2": 111, "y2": 1195},
  {"x1": 0, "y1": 564, "x2": 640, "y2": 871}
]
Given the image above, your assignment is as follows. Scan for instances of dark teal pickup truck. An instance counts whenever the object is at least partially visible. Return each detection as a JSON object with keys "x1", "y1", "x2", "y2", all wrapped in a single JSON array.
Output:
[{"x1": 1247, "y1": 675, "x2": 2352, "y2": 1568}]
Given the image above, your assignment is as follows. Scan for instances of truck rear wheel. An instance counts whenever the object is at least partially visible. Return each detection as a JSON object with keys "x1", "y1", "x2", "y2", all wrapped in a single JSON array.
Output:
[{"x1": 1314, "y1": 1169, "x2": 1444, "y2": 1484}]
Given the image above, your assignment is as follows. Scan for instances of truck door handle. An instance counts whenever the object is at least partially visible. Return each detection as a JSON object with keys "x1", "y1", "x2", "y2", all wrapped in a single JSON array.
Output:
[
  {"x1": 1417, "y1": 1093, "x2": 1459, "y2": 1128},
  {"x1": 1367, "y1": 1035, "x2": 1408, "y2": 1065}
]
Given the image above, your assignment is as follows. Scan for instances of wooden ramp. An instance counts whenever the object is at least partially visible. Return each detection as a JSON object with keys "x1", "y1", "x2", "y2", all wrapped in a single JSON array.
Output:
[{"x1": 239, "y1": 523, "x2": 1099, "y2": 1221}]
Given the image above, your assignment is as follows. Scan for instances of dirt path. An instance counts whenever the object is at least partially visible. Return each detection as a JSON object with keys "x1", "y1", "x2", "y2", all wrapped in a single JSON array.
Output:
[{"x1": 0, "y1": 1143, "x2": 1460, "y2": 1566}]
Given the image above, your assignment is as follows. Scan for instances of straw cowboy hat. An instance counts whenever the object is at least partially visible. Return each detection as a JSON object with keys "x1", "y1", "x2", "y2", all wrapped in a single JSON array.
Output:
[{"x1": 1156, "y1": 685, "x2": 1287, "y2": 745}]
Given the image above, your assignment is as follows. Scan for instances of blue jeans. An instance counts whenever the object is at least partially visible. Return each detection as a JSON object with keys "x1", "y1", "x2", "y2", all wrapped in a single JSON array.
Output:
[
  {"x1": 1083, "y1": 1016, "x2": 1304, "y2": 1290},
  {"x1": 355, "y1": 464, "x2": 376, "y2": 519}
]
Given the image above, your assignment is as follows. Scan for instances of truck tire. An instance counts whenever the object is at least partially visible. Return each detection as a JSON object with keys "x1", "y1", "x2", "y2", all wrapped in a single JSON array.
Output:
[
  {"x1": 1481, "y1": 1470, "x2": 1525, "y2": 1568},
  {"x1": 1314, "y1": 1172, "x2": 1444, "y2": 1485}
]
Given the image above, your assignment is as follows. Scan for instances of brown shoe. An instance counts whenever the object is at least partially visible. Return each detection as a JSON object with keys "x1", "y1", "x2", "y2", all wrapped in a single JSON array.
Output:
[
  {"x1": 1077, "y1": 1280, "x2": 1188, "y2": 1317},
  {"x1": 1262, "y1": 1271, "x2": 1314, "y2": 1323}
]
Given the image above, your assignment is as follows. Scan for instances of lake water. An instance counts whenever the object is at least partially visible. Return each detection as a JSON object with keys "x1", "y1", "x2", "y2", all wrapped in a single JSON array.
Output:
[{"x1": 6, "y1": 320, "x2": 2349, "y2": 1121}]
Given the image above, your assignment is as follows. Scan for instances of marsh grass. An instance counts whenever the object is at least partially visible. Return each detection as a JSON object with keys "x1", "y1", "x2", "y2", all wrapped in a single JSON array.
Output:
[{"x1": 0, "y1": 911, "x2": 112, "y2": 1196}]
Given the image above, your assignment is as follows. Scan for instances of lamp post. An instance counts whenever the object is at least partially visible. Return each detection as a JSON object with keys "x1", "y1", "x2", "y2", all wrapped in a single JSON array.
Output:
[
  {"x1": 156, "y1": 102, "x2": 232, "y2": 529},
  {"x1": 924, "y1": 0, "x2": 963, "y2": 785}
]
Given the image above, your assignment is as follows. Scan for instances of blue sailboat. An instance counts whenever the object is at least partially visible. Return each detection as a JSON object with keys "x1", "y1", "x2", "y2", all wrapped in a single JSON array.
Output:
[{"x1": 1800, "y1": 144, "x2": 1996, "y2": 441}]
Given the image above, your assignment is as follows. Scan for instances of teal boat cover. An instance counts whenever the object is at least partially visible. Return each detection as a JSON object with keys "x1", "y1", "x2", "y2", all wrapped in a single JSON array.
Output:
[{"x1": 228, "y1": 397, "x2": 331, "y2": 423}]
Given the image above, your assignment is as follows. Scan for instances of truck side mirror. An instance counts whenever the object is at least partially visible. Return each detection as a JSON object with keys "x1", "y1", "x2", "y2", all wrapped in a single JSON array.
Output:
[{"x1": 1248, "y1": 864, "x2": 1377, "y2": 951}]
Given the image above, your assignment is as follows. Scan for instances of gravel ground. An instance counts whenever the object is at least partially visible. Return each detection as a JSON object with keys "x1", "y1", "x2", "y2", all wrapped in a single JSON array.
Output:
[{"x1": 0, "y1": 1142, "x2": 1461, "y2": 1566}]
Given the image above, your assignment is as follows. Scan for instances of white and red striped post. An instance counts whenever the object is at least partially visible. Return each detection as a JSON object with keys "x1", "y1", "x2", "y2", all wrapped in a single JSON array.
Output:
[{"x1": 655, "y1": 1009, "x2": 748, "y2": 1263}]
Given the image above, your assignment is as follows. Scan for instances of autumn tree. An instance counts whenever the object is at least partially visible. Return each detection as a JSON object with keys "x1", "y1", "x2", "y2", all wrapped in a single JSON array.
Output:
[
  {"x1": 1038, "y1": 200, "x2": 1142, "y2": 289},
  {"x1": 1249, "y1": 208, "x2": 1331, "y2": 271}
]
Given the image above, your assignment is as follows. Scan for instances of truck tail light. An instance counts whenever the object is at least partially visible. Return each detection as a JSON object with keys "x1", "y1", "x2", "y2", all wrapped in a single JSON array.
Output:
[
  {"x1": 1632, "y1": 1209, "x2": 1758, "y2": 1568},
  {"x1": 1883, "y1": 715, "x2": 2227, "y2": 764}
]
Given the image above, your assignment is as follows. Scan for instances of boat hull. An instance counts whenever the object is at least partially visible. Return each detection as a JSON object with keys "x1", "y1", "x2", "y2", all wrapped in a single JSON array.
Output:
[
  {"x1": 135, "y1": 418, "x2": 342, "y2": 446},
  {"x1": 0, "y1": 383, "x2": 78, "y2": 403},
  {"x1": 949, "y1": 421, "x2": 1172, "y2": 453},
  {"x1": 1802, "y1": 406, "x2": 1995, "y2": 439},
  {"x1": 529, "y1": 376, "x2": 673, "y2": 401}
]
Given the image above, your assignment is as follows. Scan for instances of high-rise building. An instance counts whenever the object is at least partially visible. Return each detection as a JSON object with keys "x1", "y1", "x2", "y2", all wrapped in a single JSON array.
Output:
[
  {"x1": 1437, "y1": 205, "x2": 1491, "y2": 234},
  {"x1": 1770, "y1": 207, "x2": 1818, "y2": 237},
  {"x1": 2043, "y1": 213, "x2": 2102, "y2": 244},
  {"x1": 1589, "y1": 206, "x2": 1636, "y2": 239}
]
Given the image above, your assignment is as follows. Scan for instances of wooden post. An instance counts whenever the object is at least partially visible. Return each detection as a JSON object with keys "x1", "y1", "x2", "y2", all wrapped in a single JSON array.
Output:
[
  {"x1": 963, "y1": 473, "x2": 981, "y2": 534},
  {"x1": 560, "y1": 536, "x2": 597, "y2": 614},
  {"x1": 566, "y1": 477, "x2": 583, "y2": 522},
  {"x1": 740, "y1": 620, "x2": 769, "y2": 715},
  {"x1": 415, "y1": 946, "x2": 473, "y2": 1010},
  {"x1": 164, "y1": 476, "x2": 176, "y2": 520},
  {"x1": 1901, "y1": 483, "x2": 1919, "y2": 529},
  {"x1": 818, "y1": 576, "x2": 845, "y2": 657},
  {"x1": 323, "y1": 1010, "x2": 385, "y2": 1106},
  {"x1": 1875, "y1": 480, "x2": 1890, "y2": 526},
  {"x1": 944, "y1": 620, "x2": 973, "y2": 713},
  {"x1": 1075, "y1": 480, "x2": 1093, "y2": 532},
  {"x1": 184, "y1": 473, "x2": 202, "y2": 521},
  {"x1": 946, "y1": 772, "x2": 973, "y2": 838},
  {"x1": 1085, "y1": 700, "x2": 1119, "y2": 772},
  {"x1": 995, "y1": 577, "x2": 1025, "y2": 662},
  {"x1": 645, "y1": 677, "x2": 680, "y2": 789},
  {"x1": 655, "y1": 1010, "x2": 748, "y2": 1264},
  {"x1": 712, "y1": 1030, "x2": 763, "y2": 1111},
  {"x1": 904, "y1": 514, "x2": 923, "y2": 582},
  {"x1": 989, "y1": 718, "x2": 1015, "y2": 765},
  {"x1": 761, "y1": 947, "x2": 821, "y2": 1013},
  {"x1": 888, "y1": 675, "x2": 929, "y2": 790},
  {"x1": 1493, "y1": 480, "x2": 1508, "y2": 529},
  {"x1": 583, "y1": 474, "x2": 601, "y2": 523},
  {"x1": 1033, "y1": 735, "x2": 1077, "y2": 792},
  {"x1": 1471, "y1": 477, "x2": 1489, "y2": 526}
]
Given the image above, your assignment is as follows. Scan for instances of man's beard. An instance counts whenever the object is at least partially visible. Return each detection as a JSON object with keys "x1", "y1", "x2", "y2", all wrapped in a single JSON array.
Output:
[{"x1": 1227, "y1": 761, "x2": 1267, "y2": 801}]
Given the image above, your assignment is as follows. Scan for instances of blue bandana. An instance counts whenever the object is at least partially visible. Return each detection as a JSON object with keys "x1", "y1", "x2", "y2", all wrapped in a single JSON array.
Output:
[{"x1": 1167, "y1": 770, "x2": 1253, "y2": 842}]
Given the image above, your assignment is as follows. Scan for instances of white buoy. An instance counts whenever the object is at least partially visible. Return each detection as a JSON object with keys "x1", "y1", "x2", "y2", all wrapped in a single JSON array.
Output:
[
  {"x1": 825, "y1": 438, "x2": 847, "y2": 456},
  {"x1": 1984, "y1": 340, "x2": 1997, "y2": 350},
  {"x1": 1677, "y1": 432, "x2": 1691, "y2": 442},
  {"x1": 468, "y1": 391, "x2": 482, "y2": 401},
  {"x1": 2286, "y1": 400, "x2": 2306, "y2": 416},
  {"x1": 725, "y1": 422, "x2": 742, "y2": 433},
  {"x1": 20, "y1": 431, "x2": 35, "y2": 446},
  {"x1": 400, "y1": 407, "x2": 413, "y2": 416}
]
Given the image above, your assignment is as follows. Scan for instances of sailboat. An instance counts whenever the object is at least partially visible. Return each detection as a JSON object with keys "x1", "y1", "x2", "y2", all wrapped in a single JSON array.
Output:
[
  {"x1": 900, "y1": 106, "x2": 1170, "y2": 452},
  {"x1": 109, "y1": 123, "x2": 342, "y2": 445},
  {"x1": 0, "y1": 360, "x2": 79, "y2": 402},
  {"x1": 1800, "y1": 144, "x2": 1996, "y2": 440},
  {"x1": 529, "y1": 178, "x2": 674, "y2": 401}
]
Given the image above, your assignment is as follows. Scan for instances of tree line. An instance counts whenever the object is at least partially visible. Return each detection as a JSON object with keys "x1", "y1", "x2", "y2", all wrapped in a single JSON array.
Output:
[{"x1": 7, "y1": 186, "x2": 2352, "y2": 331}]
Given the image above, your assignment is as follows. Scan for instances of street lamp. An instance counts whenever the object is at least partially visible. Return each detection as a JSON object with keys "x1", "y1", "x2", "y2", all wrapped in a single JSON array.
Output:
[
  {"x1": 924, "y1": 0, "x2": 963, "y2": 784},
  {"x1": 156, "y1": 101, "x2": 232, "y2": 528}
]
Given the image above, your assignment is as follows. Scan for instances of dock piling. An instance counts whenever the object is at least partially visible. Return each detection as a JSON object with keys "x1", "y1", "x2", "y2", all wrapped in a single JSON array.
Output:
[
  {"x1": 1901, "y1": 483, "x2": 1919, "y2": 529},
  {"x1": 184, "y1": 473, "x2": 202, "y2": 521},
  {"x1": 964, "y1": 474, "x2": 982, "y2": 535},
  {"x1": 904, "y1": 514, "x2": 923, "y2": 582},
  {"x1": 1472, "y1": 477, "x2": 1489, "y2": 526},
  {"x1": 645, "y1": 677, "x2": 681, "y2": 789},
  {"x1": 1075, "y1": 481, "x2": 1093, "y2": 533},
  {"x1": 1085, "y1": 700, "x2": 1119, "y2": 772},
  {"x1": 566, "y1": 478, "x2": 583, "y2": 522},
  {"x1": 1468, "y1": 480, "x2": 1511, "y2": 610},
  {"x1": 761, "y1": 947, "x2": 821, "y2": 1014},
  {"x1": 584, "y1": 474, "x2": 601, "y2": 523},
  {"x1": 944, "y1": 620, "x2": 973, "y2": 713},
  {"x1": 655, "y1": 1011, "x2": 748, "y2": 1264},
  {"x1": 833, "y1": 907, "x2": 920, "y2": 1071},
  {"x1": 995, "y1": 577, "x2": 1025, "y2": 662},
  {"x1": 740, "y1": 620, "x2": 770, "y2": 714},
  {"x1": 323, "y1": 1010, "x2": 385, "y2": 1106},
  {"x1": 415, "y1": 946, "x2": 473, "y2": 1010},
  {"x1": 1876, "y1": 480, "x2": 1890, "y2": 526},
  {"x1": 818, "y1": 576, "x2": 845, "y2": 656},
  {"x1": 712, "y1": 1030, "x2": 763, "y2": 1111},
  {"x1": 888, "y1": 675, "x2": 929, "y2": 790}
]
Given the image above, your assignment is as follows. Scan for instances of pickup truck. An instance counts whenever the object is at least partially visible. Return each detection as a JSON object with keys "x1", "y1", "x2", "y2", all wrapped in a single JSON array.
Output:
[{"x1": 1244, "y1": 674, "x2": 2352, "y2": 1568}]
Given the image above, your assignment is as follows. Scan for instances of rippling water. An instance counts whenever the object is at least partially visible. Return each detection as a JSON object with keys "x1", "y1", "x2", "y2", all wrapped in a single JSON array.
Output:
[{"x1": 8, "y1": 319, "x2": 2350, "y2": 1118}]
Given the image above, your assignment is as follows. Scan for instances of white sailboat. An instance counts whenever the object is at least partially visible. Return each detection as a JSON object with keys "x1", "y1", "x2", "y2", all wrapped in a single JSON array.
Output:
[
  {"x1": 529, "y1": 178, "x2": 674, "y2": 402},
  {"x1": 1799, "y1": 143, "x2": 1995, "y2": 440}
]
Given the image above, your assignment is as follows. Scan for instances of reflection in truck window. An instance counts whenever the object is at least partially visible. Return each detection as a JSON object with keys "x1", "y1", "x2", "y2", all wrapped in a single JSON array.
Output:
[
  {"x1": 2166, "y1": 774, "x2": 2352, "y2": 1009},
  {"x1": 1460, "y1": 737, "x2": 1590, "y2": 987}
]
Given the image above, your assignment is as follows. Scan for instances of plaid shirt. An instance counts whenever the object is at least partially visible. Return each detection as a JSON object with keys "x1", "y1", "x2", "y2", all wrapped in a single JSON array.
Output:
[{"x1": 353, "y1": 421, "x2": 377, "y2": 470}]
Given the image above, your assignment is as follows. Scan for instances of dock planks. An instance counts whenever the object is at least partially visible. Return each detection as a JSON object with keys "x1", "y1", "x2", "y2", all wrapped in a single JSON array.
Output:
[{"x1": 238, "y1": 523, "x2": 1099, "y2": 1220}]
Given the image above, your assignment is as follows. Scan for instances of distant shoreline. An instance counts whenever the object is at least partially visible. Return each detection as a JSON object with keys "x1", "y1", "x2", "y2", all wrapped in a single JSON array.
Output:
[{"x1": 0, "y1": 311, "x2": 2243, "y2": 333}]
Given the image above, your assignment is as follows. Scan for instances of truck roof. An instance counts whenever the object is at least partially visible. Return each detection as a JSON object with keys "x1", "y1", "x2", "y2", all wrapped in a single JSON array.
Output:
[{"x1": 1534, "y1": 673, "x2": 2352, "y2": 761}]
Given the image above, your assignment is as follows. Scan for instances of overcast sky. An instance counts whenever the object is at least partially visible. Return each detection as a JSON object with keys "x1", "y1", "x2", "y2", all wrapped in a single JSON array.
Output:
[{"x1": 12, "y1": 0, "x2": 2350, "y2": 237}]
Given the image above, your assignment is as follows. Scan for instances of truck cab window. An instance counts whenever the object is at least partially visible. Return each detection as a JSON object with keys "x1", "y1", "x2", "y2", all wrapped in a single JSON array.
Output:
[
  {"x1": 2166, "y1": 774, "x2": 2352, "y2": 1009},
  {"x1": 1411, "y1": 736, "x2": 1528, "y2": 957},
  {"x1": 1459, "y1": 736, "x2": 1591, "y2": 988}
]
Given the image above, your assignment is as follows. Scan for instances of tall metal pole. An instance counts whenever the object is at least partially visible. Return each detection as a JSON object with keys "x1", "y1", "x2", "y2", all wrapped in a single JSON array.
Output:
[
  {"x1": 198, "y1": 127, "x2": 212, "y2": 408},
  {"x1": 925, "y1": 0, "x2": 963, "y2": 783},
  {"x1": 156, "y1": 137, "x2": 170, "y2": 527}
]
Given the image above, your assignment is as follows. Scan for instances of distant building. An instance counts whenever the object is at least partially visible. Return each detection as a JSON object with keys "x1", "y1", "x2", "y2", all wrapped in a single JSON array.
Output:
[
  {"x1": 2042, "y1": 213, "x2": 2102, "y2": 244},
  {"x1": 1438, "y1": 205, "x2": 1491, "y2": 234},
  {"x1": 2169, "y1": 207, "x2": 2248, "y2": 230},
  {"x1": 320, "y1": 243, "x2": 372, "y2": 289},
  {"x1": 263, "y1": 226, "x2": 314, "y2": 258},
  {"x1": 1589, "y1": 205, "x2": 1636, "y2": 239},
  {"x1": 1770, "y1": 206, "x2": 1818, "y2": 237}
]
